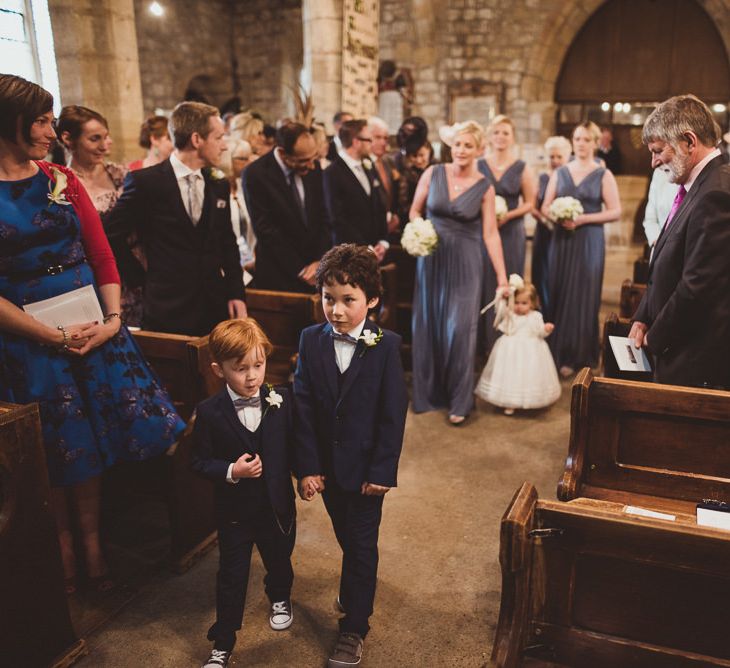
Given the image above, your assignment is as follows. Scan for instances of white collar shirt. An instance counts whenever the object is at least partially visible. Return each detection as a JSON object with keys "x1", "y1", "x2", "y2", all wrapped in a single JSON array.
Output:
[
  {"x1": 333, "y1": 318, "x2": 367, "y2": 373},
  {"x1": 170, "y1": 152, "x2": 205, "y2": 212},
  {"x1": 274, "y1": 147, "x2": 305, "y2": 204},
  {"x1": 341, "y1": 150, "x2": 372, "y2": 196},
  {"x1": 224, "y1": 384, "x2": 262, "y2": 483},
  {"x1": 684, "y1": 148, "x2": 721, "y2": 193}
]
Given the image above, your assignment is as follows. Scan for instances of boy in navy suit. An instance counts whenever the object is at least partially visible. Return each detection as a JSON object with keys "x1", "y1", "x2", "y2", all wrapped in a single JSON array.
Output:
[
  {"x1": 192, "y1": 319, "x2": 296, "y2": 668},
  {"x1": 294, "y1": 244, "x2": 408, "y2": 667}
]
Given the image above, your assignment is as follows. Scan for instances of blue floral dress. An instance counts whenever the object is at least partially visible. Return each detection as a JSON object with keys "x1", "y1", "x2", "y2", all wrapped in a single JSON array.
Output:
[{"x1": 0, "y1": 170, "x2": 185, "y2": 487}]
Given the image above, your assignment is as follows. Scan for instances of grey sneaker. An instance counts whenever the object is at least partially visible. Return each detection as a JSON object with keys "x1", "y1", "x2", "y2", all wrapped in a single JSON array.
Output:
[
  {"x1": 328, "y1": 632, "x2": 363, "y2": 667},
  {"x1": 202, "y1": 648, "x2": 230, "y2": 668}
]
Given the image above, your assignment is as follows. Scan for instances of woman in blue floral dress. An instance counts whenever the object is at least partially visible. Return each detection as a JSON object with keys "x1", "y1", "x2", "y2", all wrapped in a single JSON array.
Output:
[{"x1": 0, "y1": 75, "x2": 185, "y2": 592}]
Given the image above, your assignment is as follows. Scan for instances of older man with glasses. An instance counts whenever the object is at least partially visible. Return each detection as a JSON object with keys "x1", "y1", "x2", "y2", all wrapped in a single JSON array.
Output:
[
  {"x1": 323, "y1": 119, "x2": 389, "y2": 262},
  {"x1": 242, "y1": 121, "x2": 332, "y2": 293}
]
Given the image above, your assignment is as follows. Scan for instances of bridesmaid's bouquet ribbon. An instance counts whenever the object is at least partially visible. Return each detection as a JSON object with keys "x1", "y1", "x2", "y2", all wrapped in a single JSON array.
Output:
[
  {"x1": 548, "y1": 196, "x2": 583, "y2": 232},
  {"x1": 480, "y1": 273, "x2": 524, "y2": 315},
  {"x1": 495, "y1": 195, "x2": 508, "y2": 222},
  {"x1": 401, "y1": 217, "x2": 438, "y2": 257}
]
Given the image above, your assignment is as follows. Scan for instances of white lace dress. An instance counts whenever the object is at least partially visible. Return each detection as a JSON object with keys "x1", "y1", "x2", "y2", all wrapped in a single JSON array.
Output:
[{"x1": 474, "y1": 306, "x2": 561, "y2": 409}]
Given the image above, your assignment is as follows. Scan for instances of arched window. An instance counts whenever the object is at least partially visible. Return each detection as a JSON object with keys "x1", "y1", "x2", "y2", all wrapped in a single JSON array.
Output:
[{"x1": 1, "y1": 0, "x2": 60, "y2": 111}]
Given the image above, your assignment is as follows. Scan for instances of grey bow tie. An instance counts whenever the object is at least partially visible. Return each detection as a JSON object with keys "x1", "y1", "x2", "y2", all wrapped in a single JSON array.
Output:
[
  {"x1": 331, "y1": 331, "x2": 357, "y2": 345},
  {"x1": 233, "y1": 395, "x2": 261, "y2": 409}
]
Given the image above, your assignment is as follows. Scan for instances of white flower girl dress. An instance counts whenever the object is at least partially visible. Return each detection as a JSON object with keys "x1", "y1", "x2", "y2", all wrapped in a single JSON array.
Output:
[{"x1": 474, "y1": 299, "x2": 561, "y2": 410}]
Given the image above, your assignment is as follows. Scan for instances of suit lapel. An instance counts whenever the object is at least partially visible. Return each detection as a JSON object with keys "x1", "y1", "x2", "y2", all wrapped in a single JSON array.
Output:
[
  {"x1": 338, "y1": 157, "x2": 371, "y2": 201},
  {"x1": 217, "y1": 391, "x2": 256, "y2": 451},
  {"x1": 650, "y1": 156, "x2": 722, "y2": 267},
  {"x1": 161, "y1": 159, "x2": 193, "y2": 225},
  {"x1": 269, "y1": 151, "x2": 306, "y2": 226},
  {"x1": 318, "y1": 324, "x2": 340, "y2": 402}
]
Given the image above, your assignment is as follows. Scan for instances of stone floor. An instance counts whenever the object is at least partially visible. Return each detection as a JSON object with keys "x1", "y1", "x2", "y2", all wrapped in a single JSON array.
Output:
[{"x1": 81, "y1": 242, "x2": 641, "y2": 667}]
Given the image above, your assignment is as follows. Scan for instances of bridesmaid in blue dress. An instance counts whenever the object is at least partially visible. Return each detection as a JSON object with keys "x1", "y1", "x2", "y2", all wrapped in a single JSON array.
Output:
[
  {"x1": 0, "y1": 76, "x2": 185, "y2": 592},
  {"x1": 531, "y1": 136, "x2": 572, "y2": 316},
  {"x1": 411, "y1": 121, "x2": 507, "y2": 424},
  {"x1": 477, "y1": 115, "x2": 536, "y2": 278},
  {"x1": 541, "y1": 121, "x2": 621, "y2": 376}
]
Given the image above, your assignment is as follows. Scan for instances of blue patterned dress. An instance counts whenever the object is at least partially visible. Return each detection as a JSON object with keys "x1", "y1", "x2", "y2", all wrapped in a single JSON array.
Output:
[
  {"x1": 0, "y1": 170, "x2": 185, "y2": 487},
  {"x1": 412, "y1": 165, "x2": 491, "y2": 416},
  {"x1": 547, "y1": 166, "x2": 606, "y2": 370}
]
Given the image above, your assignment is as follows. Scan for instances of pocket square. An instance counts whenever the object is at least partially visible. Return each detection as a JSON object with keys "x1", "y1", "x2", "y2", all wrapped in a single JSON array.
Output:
[{"x1": 216, "y1": 199, "x2": 227, "y2": 208}]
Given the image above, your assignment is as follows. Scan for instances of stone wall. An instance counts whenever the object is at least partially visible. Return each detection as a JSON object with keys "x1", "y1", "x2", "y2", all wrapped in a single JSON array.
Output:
[
  {"x1": 379, "y1": 0, "x2": 730, "y2": 160},
  {"x1": 133, "y1": 0, "x2": 302, "y2": 121}
]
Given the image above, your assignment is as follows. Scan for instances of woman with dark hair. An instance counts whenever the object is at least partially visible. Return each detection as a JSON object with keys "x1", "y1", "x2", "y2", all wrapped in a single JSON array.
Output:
[
  {"x1": 128, "y1": 114, "x2": 172, "y2": 171},
  {"x1": 58, "y1": 105, "x2": 142, "y2": 325},
  {"x1": 0, "y1": 75, "x2": 184, "y2": 593}
]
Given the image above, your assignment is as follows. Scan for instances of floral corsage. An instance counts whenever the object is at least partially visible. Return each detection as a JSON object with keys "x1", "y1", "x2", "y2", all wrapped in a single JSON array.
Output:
[
  {"x1": 205, "y1": 167, "x2": 226, "y2": 181},
  {"x1": 358, "y1": 327, "x2": 383, "y2": 357},
  {"x1": 47, "y1": 167, "x2": 72, "y2": 208}
]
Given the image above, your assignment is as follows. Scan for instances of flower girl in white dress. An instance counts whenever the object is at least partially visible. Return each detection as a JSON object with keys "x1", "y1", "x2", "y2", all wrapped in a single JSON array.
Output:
[{"x1": 475, "y1": 277, "x2": 561, "y2": 415}]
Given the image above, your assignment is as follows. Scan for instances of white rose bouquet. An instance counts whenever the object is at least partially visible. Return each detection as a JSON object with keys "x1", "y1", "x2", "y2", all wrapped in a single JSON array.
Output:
[
  {"x1": 494, "y1": 195, "x2": 508, "y2": 223},
  {"x1": 401, "y1": 217, "x2": 438, "y2": 257},
  {"x1": 548, "y1": 196, "x2": 584, "y2": 233}
]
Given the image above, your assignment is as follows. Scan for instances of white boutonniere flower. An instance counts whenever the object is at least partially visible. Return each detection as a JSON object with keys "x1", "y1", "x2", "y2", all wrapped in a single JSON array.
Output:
[
  {"x1": 362, "y1": 158, "x2": 373, "y2": 170},
  {"x1": 47, "y1": 167, "x2": 71, "y2": 207},
  {"x1": 265, "y1": 384, "x2": 283, "y2": 409},
  {"x1": 358, "y1": 327, "x2": 383, "y2": 356},
  {"x1": 208, "y1": 167, "x2": 226, "y2": 180}
]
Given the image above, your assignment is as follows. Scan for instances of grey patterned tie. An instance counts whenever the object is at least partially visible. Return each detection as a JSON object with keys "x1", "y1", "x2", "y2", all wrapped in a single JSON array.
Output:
[
  {"x1": 184, "y1": 173, "x2": 203, "y2": 225},
  {"x1": 233, "y1": 396, "x2": 261, "y2": 409}
]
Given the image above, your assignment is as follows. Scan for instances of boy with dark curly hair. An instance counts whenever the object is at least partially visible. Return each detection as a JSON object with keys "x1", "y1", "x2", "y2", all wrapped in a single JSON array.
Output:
[{"x1": 293, "y1": 243, "x2": 408, "y2": 667}]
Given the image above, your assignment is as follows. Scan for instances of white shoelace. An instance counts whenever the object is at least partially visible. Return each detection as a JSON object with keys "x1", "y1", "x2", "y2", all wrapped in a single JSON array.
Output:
[
  {"x1": 207, "y1": 649, "x2": 229, "y2": 665},
  {"x1": 271, "y1": 601, "x2": 290, "y2": 616}
]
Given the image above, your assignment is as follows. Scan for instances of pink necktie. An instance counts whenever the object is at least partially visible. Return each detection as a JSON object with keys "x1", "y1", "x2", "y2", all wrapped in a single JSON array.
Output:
[{"x1": 664, "y1": 185, "x2": 687, "y2": 229}]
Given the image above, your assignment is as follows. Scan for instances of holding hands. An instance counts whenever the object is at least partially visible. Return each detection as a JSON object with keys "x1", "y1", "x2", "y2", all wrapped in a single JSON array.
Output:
[{"x1": 298, "y1": 474, "x2": 325, "y2": 501}]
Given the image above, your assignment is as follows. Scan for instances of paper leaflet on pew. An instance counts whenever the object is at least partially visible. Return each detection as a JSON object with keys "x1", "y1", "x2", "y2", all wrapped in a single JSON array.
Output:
[
  {"x1": 697, "y1": 502, "x2": 730, "y2": 530},
  {"x1": 608, "y1": 336, "x2": 652, "y2": 373}
]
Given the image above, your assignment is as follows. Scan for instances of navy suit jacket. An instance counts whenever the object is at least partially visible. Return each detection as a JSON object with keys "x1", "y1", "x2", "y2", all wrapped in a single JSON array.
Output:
[
  {"x1": 634, "y1": 155, "x2": 730, "y2": 388},
  {"x1": 191, "y1": 385, "x2": 295, "y2": 532},
  {"x1": 106, "y1": 159, "x2": 244, "y2": 335},
  {"x1": 324, "y1": 155, "x2": 388, "y2": 247},
  {"x1": 293, "y1": 321, "x2": 408, "y2": 491}
]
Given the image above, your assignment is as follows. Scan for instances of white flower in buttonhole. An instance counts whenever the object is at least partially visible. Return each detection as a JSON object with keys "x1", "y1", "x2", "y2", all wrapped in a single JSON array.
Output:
[
  {"x1": 362, "y1": 158, "x2": 373, "y2": 170},
  {"x1": 265, "y1": 384, "x2": 283, "y2": 409},
  {"x1": 401, "y1": 217, "x2": 438, "y2": 257},
  {"x1": 358, "y1": 327, "x2": 383, "y2": 357},
  {"x1": 494, "y1": 195, "x2": 508, "y2": 222},
  {"x1": 47, "y1": 167, "x2": 71, "y2": 207}
]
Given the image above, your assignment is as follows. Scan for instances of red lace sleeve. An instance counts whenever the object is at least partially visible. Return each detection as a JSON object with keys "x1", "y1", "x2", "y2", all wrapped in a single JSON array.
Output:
[{"x1": 36, "y1": 161, "x2": 120, "y2": 286}]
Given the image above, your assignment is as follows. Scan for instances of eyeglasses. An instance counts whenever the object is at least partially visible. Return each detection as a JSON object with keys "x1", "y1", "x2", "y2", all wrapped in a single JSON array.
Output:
[
  {"x1": 356, "y1": 136, "x2": 373, "y2": 143},
  {"x1": 232, "y1": 155, "x2": 250, "y2": 161}
]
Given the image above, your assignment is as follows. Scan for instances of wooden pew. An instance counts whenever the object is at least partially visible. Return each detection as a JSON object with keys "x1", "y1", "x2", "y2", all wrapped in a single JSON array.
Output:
[
  {"x1": 492, "y1": 481, "x2": 730, "y2": 668},
  {"x1": 619, "y1": 278, "x2": 646, "y2": 319},
  {"x1": 376, "y1": 262, "x2": 398, "y2": 332},
  {"x1": 0, "y1": 402, "x2": 87, "y2": 667},
  {"x1": 245, "y1": 288, "x2": 325, "y2": 384},
  {"x1": 385, "y1": 244, "x2": 416, "y2": 368},
  {"x1": 131, "y1": 331, "x2": 223, "y2": 571},
  {"x1": 599, "y1": 313, "x2": 649, "y2": 382},
  {"x1": 558, "y1": 368, "x2": 730, "y2": 515}
]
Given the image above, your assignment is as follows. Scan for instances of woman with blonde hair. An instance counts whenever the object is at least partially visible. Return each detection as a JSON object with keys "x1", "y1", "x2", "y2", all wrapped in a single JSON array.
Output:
[
  {"x1": 410, "y1": 120, "x2": 508, "y2": 424},
  {"x1": 478, "y1": 114, "x2": 536, "y2": 278},
  {"x1": 229, "y1": 111, "x2": 265, "y2": 157},
  {"x1": 531, "y1": 135, "x2": 572, "y2": 314},
  {"x1": 541, "y1": 120, "x2": 621, "y2": 376}
]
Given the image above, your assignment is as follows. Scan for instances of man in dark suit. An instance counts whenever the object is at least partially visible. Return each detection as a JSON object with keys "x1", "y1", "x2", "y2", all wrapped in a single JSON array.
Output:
[
  {"x1": 324, "y1": 120, "x2": 389, "y2": 262},
  {"x1": 368, "y1": 116, "x2": 401, "y2": 241},
  {"x1": 630, "y1": 94, "x2": 730, "y2": 389},
  {"x1": 243, "y1": 122, "x2": 331, "y2": 292},
  {"x1": 106, "y1": 101, "x2": 246, "y2": 336},
  {"x1": 326, "y1": 110, "x2": 353, "y2": 162}
]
